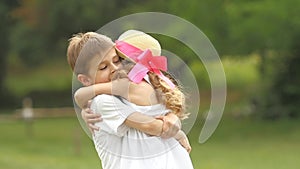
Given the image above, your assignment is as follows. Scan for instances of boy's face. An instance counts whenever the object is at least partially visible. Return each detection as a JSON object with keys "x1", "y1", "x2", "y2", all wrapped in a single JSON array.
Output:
[{"x1": 89, "y1": 47, "x2": 122, "y2": 84}]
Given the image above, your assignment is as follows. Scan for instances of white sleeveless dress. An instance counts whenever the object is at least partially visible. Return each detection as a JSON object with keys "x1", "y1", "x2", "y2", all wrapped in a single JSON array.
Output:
[{"x1": 91, "y1": 94, "x2": 194, "y2": 169}]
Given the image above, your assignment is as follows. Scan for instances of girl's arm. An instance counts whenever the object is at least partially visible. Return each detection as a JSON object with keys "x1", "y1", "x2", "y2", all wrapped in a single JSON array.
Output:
[{"x1": 74, "y1": 79, "x2": 130, "y2": 108}]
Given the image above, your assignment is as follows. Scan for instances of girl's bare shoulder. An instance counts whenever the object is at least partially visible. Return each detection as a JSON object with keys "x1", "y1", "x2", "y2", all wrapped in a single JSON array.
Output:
[{"x1": 128, "y1": 81, "x2": 159, "y2": 106}]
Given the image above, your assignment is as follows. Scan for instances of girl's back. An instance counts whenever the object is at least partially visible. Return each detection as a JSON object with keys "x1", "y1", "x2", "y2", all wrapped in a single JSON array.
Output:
[{"x1": 126, "y1": 79, "x2": 160, "y2": 106}]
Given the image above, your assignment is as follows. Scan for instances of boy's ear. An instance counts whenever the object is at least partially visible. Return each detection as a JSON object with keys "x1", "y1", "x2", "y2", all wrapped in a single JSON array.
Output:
[{"x1": 77, "y1": 74, "x2": 92, "y2": 86}]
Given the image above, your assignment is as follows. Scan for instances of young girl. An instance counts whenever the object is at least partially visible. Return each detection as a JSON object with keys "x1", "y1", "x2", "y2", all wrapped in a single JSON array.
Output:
[{"x1": 69, "y1": 31, "x2": 194, "y2": 169}]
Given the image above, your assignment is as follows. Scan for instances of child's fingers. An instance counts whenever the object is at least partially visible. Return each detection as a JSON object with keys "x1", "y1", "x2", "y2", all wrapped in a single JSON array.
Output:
[
  {"x1": 187, "y1": 147, "x2": 192, "y2": 153},
  {"x1": 81, "y1": 108, "x2": 102, "y2": 124},
  {"x1": 81, "y1": 108, "x2": 91, "y2": 119},
  {"x1": 158, "y1": 116, "x2": 170, "y2": 138},
  {"x1": 87, "y1": 117, "x2": 102, "y2": 123},
  {"x1": 160, "y1": 115, "x2": 180, "y2": 139},
  {"x1": 85, "y1": 112, "x2": 100, "y2": 118},
  {"x1": 85, "y1": 112, "x2": 102, "y2": 123},
  {"x1": 89, "y1": 123, "x2": 100, "y2": 132},
  {"x1": 183, "y1": 139, "x2": 191, "y2": 153},
  {"x1": 179, "y1": 138, "x2": 192, "y2": 153},
  {"x1": 84, "y1": 107, "x2": 93, "y2": 114},
  {"x1": 155, "y1": 115, "x2": 164, "y2": 120},
  {"x1": 86, "y1": 99, "x2": 93, "y2": 108},
  {"x1": 185, "y1": 143, "x2": 192, "y2": 153}
]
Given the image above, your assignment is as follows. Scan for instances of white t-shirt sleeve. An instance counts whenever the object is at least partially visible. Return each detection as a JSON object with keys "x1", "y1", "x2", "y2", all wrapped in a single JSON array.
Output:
[{"x1": 91, "y1": 94, "x2": 135, "y2": 137}]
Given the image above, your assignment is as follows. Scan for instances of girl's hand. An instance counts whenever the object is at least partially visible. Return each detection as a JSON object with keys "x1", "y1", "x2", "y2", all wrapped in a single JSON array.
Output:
[
  {"x1": 178, "y1": 135, "x2": 192, "y2": 153},
  {"x1": 81, "y1": 100, "x2": 102, "y2": 134},
  {"x1": 156, "y1": 113, "x2": 181, "y2": 139},
  {"x1": 174, "y1": 130, "x2": 191, "y2": 153}
]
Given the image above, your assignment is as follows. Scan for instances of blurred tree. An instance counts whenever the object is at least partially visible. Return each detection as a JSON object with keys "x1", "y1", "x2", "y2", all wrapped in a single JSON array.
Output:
[
  {"x1": 9, "y1": 0, "x2": 142, "y2": 67},
  {"x1": 0, "y1": 0, "x2": 148, "y2": 107},
  {"x1": 225, "y1": 0, "x2": 300, "y2": 118},
  {"x1": 2, "y1": 0, "x2": 300, "y2": 118},
  {"x1": 9, "y1": 0, "x2": 149, "y2": 66},
  {"x1": 121, "y1": 0, "x2": 300, "y2": 119},
  {"x1": 167, "y1": 0, "x2": 230, "y2": 56},
  {"x1": 0, "y1": 0, "x2": 18, "y2": 108},
  {"x1": 261, "y1": 33, "x2": 300, "y2": 119},
  {"x1": 225, "y1": 0, "x2": 298, "y2": 74}
]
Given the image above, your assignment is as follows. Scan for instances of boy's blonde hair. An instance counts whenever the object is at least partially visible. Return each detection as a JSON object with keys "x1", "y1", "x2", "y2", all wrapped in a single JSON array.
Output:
[{"x1": 67, "y1": 32, "x2": 114, "y2": 75}]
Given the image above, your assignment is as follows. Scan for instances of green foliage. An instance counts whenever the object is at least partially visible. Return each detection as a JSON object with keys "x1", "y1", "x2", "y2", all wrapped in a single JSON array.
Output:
[
  {"x1": 258, "y1": 34, "x2": 300, "y2": 119},
  {"x1": 4, "y1": 58, "x2": 73, "y2": 108},
  {"x1": 0, "y1": 0, "x2": 19, "y2": 108},
  {"x1": 223, "y1": 0, "x2": 300, "y2": 119},
  {"x1": 1, "y1": 0, "x2": 300, "y2": 119},
  {"x1": 222, "y1": 55, "x2": 259, "y2": 90},
  {"x1": 166, "y1": 0, "x2": 230, "y2": 55},
  {"x1": 5, "y1": 59, "x2": 72, "y2": 97},
  {"x1": 225, "y1": 0, "x2": 300, "y2": 54},
  {"x1": 9, "y1": 0, "x2": 118, "y2": 67},
  {"x1": 190, "y1": 54, "x2": 260, "y2": 91}
]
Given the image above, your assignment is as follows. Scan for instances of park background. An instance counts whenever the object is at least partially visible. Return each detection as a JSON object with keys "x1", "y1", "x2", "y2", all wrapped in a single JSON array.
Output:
[{"x1": 0, "y1": 0, "x2": 299, "y2": 168}]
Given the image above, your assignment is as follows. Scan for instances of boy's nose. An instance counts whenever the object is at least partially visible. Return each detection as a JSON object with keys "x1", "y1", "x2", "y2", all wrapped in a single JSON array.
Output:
[{"x1": 111, "y1": 64, "x2": 118, "y2": 73}]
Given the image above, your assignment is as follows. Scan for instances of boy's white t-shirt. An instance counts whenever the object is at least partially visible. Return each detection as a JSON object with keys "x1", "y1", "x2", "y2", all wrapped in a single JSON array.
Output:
[{"x1": 91, "y1": 94, "x2": 194, "y2": 169}]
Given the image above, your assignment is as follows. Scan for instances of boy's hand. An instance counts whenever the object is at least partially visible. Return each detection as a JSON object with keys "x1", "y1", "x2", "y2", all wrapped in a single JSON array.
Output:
[
  {"x1": 81, "y1": 100, "x2": 102, "y2": 134},
  {"x1": 156, "y1": 113, "x2": 181, "y2": 139}
]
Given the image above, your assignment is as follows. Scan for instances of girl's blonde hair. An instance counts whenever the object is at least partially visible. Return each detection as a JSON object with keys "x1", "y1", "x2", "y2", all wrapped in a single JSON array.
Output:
[
  {"x1": 113, "y1": 60, "x2": 189, "y2": 120},
  {"x1": 148, "y1": 72, "x2": 189, "y2": 120}
]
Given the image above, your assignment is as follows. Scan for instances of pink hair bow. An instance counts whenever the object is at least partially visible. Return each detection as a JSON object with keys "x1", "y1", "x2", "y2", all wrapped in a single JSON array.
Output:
[{"x1": 115, "y1": 41, "x2": 175, "y2": 89}]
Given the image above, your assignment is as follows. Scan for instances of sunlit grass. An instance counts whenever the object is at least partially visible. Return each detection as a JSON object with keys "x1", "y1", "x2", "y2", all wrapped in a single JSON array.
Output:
[
  {"x1": 0, "y1": 118, "x2": 100, "y2": 169},
  {"x1": 0, "y1": 116, "x2": 299, "y2": 169},
  {"x1": 189, "y1": 117, "x2": 300, "y2": 169}
]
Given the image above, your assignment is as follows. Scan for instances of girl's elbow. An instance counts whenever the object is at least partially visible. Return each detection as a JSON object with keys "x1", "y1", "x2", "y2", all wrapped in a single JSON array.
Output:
[{"x1": 74, "y1": 91, "x2": 84, "y2": 108}]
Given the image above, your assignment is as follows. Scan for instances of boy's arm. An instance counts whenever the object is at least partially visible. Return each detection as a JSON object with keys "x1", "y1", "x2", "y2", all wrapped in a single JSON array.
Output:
[
  {"x1": 125, "y1": 113, "x2": 191, "y2": 153},
  {"x1": 124, "y1": 113, "x2": 182, "y2": 138},
  {"x1": 82, "y1": 106, "x2": 181, "y2": 137},
  {"x1": 124, "y1": 112, "x2": 163, "y2": 136}
]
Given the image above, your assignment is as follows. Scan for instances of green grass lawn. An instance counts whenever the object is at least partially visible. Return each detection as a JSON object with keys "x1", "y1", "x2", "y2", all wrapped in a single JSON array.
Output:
[
  {"x1": 0, "y1": 116, "x2": 299, "y2": 169},
  {"x1": 189, "y1": 117, "x2": 300, "y2": 169}
]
